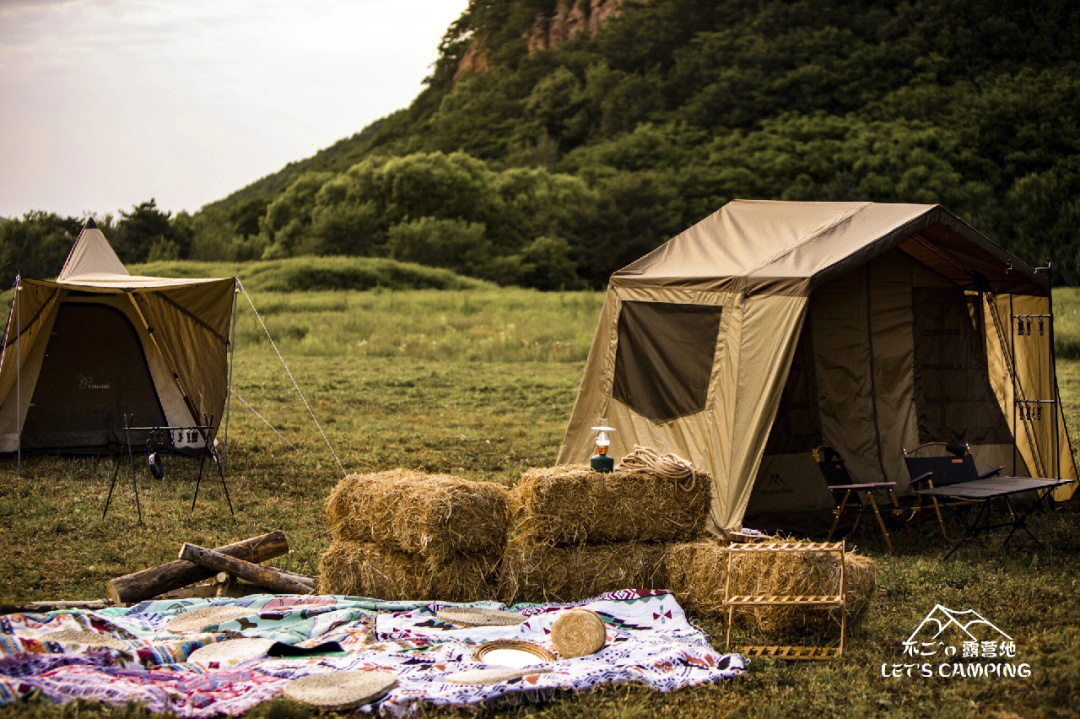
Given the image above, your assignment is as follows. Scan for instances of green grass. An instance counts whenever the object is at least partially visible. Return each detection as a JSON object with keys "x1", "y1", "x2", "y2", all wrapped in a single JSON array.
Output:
[{"x1": 1, "y1": 285, "x2": 1079, "y2": 718}]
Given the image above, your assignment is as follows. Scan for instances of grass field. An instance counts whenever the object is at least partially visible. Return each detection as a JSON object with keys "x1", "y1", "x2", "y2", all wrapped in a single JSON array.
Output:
[{"x1": 0, "y1": 280, "x2": 1078, "y2": 719}]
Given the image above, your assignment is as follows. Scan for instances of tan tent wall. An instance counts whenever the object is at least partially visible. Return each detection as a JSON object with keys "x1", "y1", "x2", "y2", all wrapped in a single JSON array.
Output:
[
  {"x1": 556, "y1": 285, "x2": 807, "y2": 530},
  {"x1": 0, "y1": 286, "x2": 204, "y2": 451}
]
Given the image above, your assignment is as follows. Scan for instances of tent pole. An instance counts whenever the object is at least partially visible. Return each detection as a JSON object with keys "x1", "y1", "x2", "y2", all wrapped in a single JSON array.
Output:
[
  {"x1": 15, "y1": 277, "x2": 20, "y2": 478},
  {"x1": 222, "y1": 283, "x2": 237, "y2": 475}
]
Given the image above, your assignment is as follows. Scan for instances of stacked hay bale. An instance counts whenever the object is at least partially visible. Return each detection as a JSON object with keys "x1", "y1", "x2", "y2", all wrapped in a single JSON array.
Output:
[
  {"x1": 499, "y1": 465, "x2": 711, "y2": 603},
  {"x1": 666, "y1": 539, "x2": 877, "y2": 631},
  {"x1": 320, "y1": 470, "x2": 510, "y2": 601}
]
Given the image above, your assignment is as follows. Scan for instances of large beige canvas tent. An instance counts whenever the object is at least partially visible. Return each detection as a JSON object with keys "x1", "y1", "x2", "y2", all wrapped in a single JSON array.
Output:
[
  {"x1": 557, "y1": 200, "x2": 1077, "y2": 531},
  {"x1": 0, "y1": 221, "x2": 236, "y2": 454}
]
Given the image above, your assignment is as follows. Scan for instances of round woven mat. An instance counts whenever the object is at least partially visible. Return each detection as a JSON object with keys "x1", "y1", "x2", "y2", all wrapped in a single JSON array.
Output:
[
  {"x1": 436, "y1": 607, "x2": 523, "y2": 627},
  {"x1": 445, "y1": 667, "x2": 528, "y2": 685},
  {"x1": 42, "y1": 630, "x2": 127, "y2": 651},
  {"x1": 473, "y1": 640, "x2": 555, "y2": 667},
  {"x1": 167, "y1": 605, "x2": 257, "y2": 634},
  {"x1": 283, "y1": 670, "x2": 397, "y2": 710},
  {"x1": 551, "y1": 609, "x2": 606, "y2": 658},
  {"x1": 188, "y1": 637, "x2": 275, "y2": 667}
]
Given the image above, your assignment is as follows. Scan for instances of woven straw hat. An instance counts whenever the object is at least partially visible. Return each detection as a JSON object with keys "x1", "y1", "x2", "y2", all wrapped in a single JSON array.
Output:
[
  {"x1": 188, "y1": 637, "x2": 275, "y2": 667},
  {"x1": 551, "y1": 609, "x2": 606, "y2": 658},
  {"x1": 42, "y1": 630, "x2": 127, "y2": 651},
  {"x1": 436, "y1": 607, "x2": 523, "y2": 627},
  {"x1": 283, "y1": 670, "x2": 397, "y2": 709},
  {"x1": 167, "y1": 605, "x2": 257, "y2": 634}
]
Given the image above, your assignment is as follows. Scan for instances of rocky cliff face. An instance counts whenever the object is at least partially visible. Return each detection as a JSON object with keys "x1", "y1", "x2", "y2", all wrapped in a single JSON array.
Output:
[
  {"x1": 526, "y1": 0, "x2": 627, "y2": 53},
  {"x1": 454, "y1": 0, "x2": 630, "y2": 83}
]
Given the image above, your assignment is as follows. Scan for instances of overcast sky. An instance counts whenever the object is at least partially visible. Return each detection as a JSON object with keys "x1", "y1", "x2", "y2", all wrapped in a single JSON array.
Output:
[{"x1": 0, "y1": 0, "x2": 470, "y2": 218}]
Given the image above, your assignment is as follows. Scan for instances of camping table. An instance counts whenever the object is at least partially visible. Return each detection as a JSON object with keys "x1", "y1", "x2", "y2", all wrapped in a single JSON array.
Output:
[{"x1": 914, "y1": 477, "x2": 1073, "y2": 559}]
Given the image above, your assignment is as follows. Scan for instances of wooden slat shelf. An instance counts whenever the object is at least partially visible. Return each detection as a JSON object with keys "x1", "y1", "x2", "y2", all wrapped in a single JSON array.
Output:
[
  {"x1": 725, "y1": 594, "x2": 843, "y2": 606},
  {"x1": 726, "y1": 541, "x2": 845, "y2": 553},
  {"x1": 741, "y1": 645, "x2": 842, "y2": 661},
  {"x1": 724, "y1": 540, "x2": 847, "y2": 661}
]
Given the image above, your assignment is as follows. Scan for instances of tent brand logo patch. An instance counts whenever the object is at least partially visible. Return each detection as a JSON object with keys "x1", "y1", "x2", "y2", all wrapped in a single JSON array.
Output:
[
  {"x1": 759, "y1": 472, "x2": 792, "y2": 496},
  {"x1": 77, "y1": 374, "x2": 111, "y2": 390},
  {"x1": 880, "y1": 604, "x2": 1030, "y2": 680}
]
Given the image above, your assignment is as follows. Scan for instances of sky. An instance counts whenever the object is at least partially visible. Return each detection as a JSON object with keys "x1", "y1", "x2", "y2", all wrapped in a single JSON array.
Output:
[{"x1": 0, "y1": 0, "x2": 471, "y2": 218}]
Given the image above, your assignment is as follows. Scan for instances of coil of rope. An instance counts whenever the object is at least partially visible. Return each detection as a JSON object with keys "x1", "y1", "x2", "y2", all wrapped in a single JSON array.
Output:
[{"x1": 616, "y1": 445, "x2": 697, "y2": 492}]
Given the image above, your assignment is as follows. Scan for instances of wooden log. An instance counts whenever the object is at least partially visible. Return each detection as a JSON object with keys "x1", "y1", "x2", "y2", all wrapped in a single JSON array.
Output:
[
  {"x1": 179, "y1": 543, "x2": 314, "y2": 595},
  {"x1": 214, "y1": 572, "x2": 232, "y2": 598},
  {"x1": 107, "y1": 531, "x2": 289, "y2": 604}
]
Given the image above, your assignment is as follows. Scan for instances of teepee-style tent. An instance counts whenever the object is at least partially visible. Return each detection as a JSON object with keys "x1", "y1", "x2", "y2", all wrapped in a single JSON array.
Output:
[
  {"x1": 0, "y1": 220, "x2": 236, "y2": 455},
  {"x1": 557, "y1": 200, "x2": 1077, "y2": 531}
]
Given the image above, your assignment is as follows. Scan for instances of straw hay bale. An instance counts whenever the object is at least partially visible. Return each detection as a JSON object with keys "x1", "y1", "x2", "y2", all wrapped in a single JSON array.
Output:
[
  {"x1": 665, "y1": 540, "x2": 877, "y2": 633},
  {"x1": 318, "y1": 541, "x2": 496, "y2": 602},
  {"x1": 326, "y1": 470, "x2": 510, "y2": 559},
  {"x1": 498, "y1": 538, "x2": 669, "y2": 604},
  {"x1": 511, "y1": 465, "x2": 710, "y2": 546}
]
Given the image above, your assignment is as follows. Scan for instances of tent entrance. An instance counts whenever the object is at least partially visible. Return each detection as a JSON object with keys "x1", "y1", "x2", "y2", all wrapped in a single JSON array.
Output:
[{"x1": 20, "y1": 303, "x2": 166, "y2": 452}]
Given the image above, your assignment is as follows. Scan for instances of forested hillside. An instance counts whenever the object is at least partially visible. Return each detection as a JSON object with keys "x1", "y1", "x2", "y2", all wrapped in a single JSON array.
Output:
[{"x1": 5, "y1": 0, "x2": 1079, "y2": 288}]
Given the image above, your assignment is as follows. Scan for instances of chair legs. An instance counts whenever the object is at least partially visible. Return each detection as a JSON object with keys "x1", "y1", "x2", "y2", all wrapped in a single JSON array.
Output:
[{"x1": 827, "y1": 489, "x2": 896, "y2": 556}]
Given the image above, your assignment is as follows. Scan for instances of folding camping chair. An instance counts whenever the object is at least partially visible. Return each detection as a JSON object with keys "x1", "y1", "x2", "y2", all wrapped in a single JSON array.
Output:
[
  {"x1": 815, "y1": 446, "x2": 901, "y2": 555},
  {"x1": 902, "y1": 441, "x2": 1001, "y2": 543}
]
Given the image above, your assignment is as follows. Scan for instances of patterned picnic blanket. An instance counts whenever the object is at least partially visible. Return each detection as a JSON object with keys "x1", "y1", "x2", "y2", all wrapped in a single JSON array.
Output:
[{"x1": 0, "y1": 589, "x2": 745, "y2": 716}]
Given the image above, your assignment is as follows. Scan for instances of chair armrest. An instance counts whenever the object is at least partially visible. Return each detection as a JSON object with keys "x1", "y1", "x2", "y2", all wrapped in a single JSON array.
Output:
[
  {"x1": 828, "y1": 482, "x2": 897, "y2": 491},
  {"x1": 908, "y1": 471, "x2": 934, "y2": 486},
  {"x1": 979, "y1": 465, "x2": 1003, "y2": 479}
]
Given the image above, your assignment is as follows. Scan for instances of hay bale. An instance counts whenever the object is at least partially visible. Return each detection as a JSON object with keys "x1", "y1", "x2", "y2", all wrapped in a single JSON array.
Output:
[
  {"x1": 326, "y1": 470, "x2": 510, "y2": 559},
  {"x1": 665, "y1": 540, "x2": 877, "y2": 633},
  {"x1": 511, "y1": 465, "x2": 710, "y2": 546},
  {"x1": 318, "y1": 541, "x2": 496, "y2": 602},
  {"x1": 498, "y1": 538, "x2": 669, "y2": 604}
]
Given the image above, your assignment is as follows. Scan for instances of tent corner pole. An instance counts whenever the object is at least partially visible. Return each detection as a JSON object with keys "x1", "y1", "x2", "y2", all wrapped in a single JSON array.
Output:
[
  {"x1": 222, "y1": 283, "x2": 238, "y2": 475},
  {"x1": 15, "y1": 276, "x2": 21, "y2": 479}
]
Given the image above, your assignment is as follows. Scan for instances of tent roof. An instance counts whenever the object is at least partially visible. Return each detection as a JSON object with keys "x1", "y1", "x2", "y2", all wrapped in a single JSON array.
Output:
[
  {"x1": 613, "y1": 200, "x2": 1047, "y2": 295},
  {"x1": 50, "y1": 223, "x2": 233, "y2": 290}
]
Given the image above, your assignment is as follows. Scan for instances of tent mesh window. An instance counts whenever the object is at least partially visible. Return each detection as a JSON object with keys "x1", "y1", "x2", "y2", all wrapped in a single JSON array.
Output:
[
  {"x1": 911, "y1": 288, "x2": 1012, "y2": 445},
  {"x1": 764, "y1": 319, "x2": 821, "y2": 455},
  {"x1": 612, "y1": 301, "x2": 721, "y2": 423}
]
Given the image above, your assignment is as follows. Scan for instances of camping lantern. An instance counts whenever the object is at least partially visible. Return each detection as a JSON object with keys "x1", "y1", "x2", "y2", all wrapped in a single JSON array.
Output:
[{"x1": 589, "y1": 422, "x2": 616, "y2": 472}]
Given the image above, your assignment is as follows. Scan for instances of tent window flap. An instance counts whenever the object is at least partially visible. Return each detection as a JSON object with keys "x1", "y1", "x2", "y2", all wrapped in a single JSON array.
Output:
[{"x1": 612, "y1": 300, "x2": 721, "y2": 423}]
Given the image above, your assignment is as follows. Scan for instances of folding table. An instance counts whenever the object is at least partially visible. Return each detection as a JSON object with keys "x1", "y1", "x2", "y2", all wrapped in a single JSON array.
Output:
[{"x1": 914, "y1": 476, "x2": 1072, "y2": 559}]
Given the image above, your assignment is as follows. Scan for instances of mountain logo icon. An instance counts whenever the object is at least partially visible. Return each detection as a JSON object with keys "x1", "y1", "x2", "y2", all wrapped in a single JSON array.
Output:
[{"x1": 906, "y1": 604, "x2": 1012, "y2": 644}]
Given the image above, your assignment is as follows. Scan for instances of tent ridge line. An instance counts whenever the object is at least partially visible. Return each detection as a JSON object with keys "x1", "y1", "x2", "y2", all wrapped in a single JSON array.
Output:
[{"x1": 743, "y1": 202, "x2": 871, "y2": 276}]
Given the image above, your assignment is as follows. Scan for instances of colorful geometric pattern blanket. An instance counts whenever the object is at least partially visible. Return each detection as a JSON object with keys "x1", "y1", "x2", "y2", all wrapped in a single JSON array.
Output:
[{"x1": 0, "y1": 589, "x2": 745, "y2": 716}]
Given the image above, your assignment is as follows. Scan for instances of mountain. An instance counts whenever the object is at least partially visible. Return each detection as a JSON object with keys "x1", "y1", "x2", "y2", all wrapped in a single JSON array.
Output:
[{"x1": 187, "y1": 0, "x2": 1080, "y2": 288}]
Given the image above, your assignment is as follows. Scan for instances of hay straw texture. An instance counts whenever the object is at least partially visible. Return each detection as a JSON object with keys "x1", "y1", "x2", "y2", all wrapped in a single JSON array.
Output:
[
  {"x1": 326, "y1": 470, "x2": 511, "y2": 559},
  {"x1": 665, "y1": 540, "x2": 877, "y2": 633},
  {"x1": 551, "y1": 609, "x2": 606, "y2": 658},
  {"x1": 318, "y1": 541, "x2": 496, "y2": 602},
  {"x1": 511, "y1": 465, "x2": 709, "y2": 546},
  {"x1": 498, "y1": 539, "x2": 669, "y2": 604}
]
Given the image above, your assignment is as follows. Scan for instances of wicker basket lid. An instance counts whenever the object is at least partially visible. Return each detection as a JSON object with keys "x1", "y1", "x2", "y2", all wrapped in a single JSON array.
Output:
[
  {"x1": 167, "y1": 605, "x2": 257, "y2": 634},
  {"x1": 283, "y1": 670, "x2": 397, "y2": 709},
  {"x1": 472, "y1": 639, "x2": 555, "y2": 667},
  {"x1": 436, "y1": 607, "x2": 524, "y2": 627},
  {"x1": 551, "y1": 609, "x2": 606, "y2": 658},
  {"x1": 188, "y1": 637, "x2": 275, "y2": 667},
  {"x1": 42, "y1": 630, "x2": 127, "y2": 651}
]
